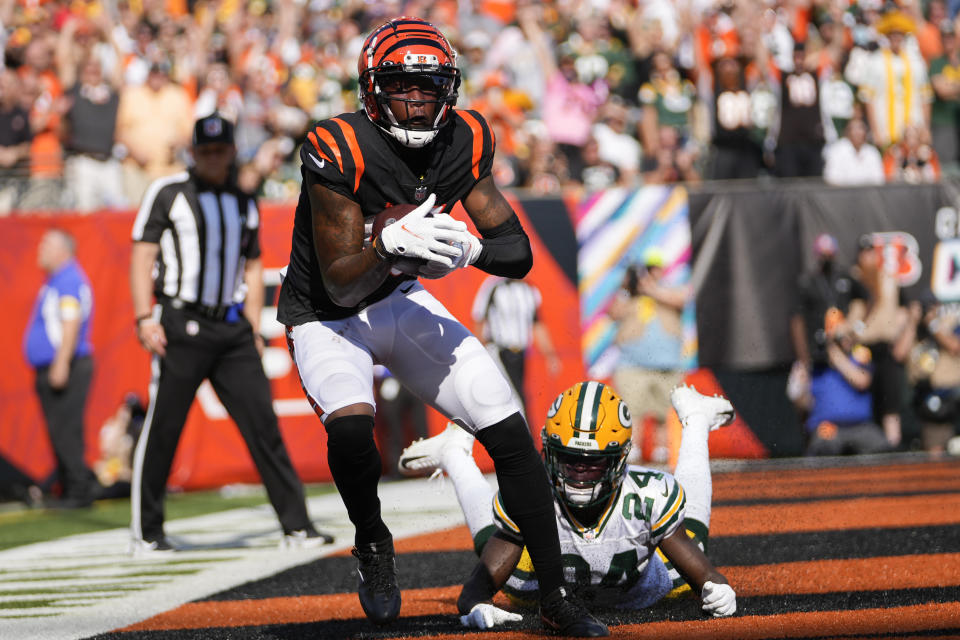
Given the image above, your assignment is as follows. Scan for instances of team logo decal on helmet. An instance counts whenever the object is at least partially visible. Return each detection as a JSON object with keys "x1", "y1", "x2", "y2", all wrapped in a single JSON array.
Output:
[
  {"x1": 358, "y1": 17, "x2": 461, "y2": 148},
  {"x1": 542, "y1": 381, "x2": 632, "y2": 509}
]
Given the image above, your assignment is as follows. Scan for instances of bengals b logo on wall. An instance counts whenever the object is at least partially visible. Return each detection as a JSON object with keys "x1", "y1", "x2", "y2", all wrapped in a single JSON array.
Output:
[{"x1": 862, "y1": 232, "x2": 922, "y2": 287}]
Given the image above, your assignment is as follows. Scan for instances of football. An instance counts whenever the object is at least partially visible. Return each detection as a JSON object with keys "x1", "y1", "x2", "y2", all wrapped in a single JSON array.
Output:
[
  {"x1": 371, "y1": 204, "x2": 427, "y2": 276},
  {"x1": 371, "y1": 203, "x2": 419, "y2": 238}
]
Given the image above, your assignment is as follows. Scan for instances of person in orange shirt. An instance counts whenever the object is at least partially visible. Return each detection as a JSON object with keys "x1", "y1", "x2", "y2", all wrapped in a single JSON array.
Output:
[
  {"x1": 883, "y1": 123, "x2": 942, "y2": 182},
  {"x1": 19, "y1": 34, "x2": 65, "y2": 211}
]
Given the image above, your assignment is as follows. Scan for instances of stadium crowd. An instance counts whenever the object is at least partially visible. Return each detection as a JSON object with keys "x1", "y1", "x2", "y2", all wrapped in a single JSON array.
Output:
[{"x1": 1, "y1": 0, "x2": 959, "y2": 214}]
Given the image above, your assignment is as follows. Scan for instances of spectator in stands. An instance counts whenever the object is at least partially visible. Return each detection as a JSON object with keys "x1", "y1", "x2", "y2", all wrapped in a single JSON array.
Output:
[
  {"x1": 521, "y1": 132, "x2": 567, "y2": 194},
  {"x1": 642, "y1": 124, "x2": 700, "y2": 184},
  {"x1": 458, "y1": 29, "x2": 496, "y2": 103},
  {"x1": 0, "y1": 68, "x2": 33, "y2": 214},
  {"x1": 817, "y1": 16, "x2": 859, "y2": 144},
  {"x1": 771, "y1": 42, "x2": 827, "y2": 178},
  {"x1": 467, "y1": 70, "x2": 530, "y2": 178},
  {"x1": 578, "y1": 135, "x2": 620, "y2": 192},
  {"x1": 929, "y1": 22, "x2": 960, "y2": 173},
  {"x1": 794, "y1": 326, "x2": 892, "y2": 457},
  {"x1": 707, "y1": 55, "x2": 765, "y2": 180},
  {"x1": 518, "y1": 3, "x2": 607, "y2": 183},
  {"x1": 607, "y1": 249, "x2": 690, "y2": 464},
  {"x1": 57, "y1": 15, "x2": 126, "y2": 212},
  {"x1": 860, "y1": 9, "x2": 933, "y2": 149},
  {"x1": 194, "y1": 62, "x2": 243, "y2": 123},
  {"x1": 791, "y1": 233, "x2": 869, "y2": 383},
  {"x1": 116, "y1": 59, "x2": 192, "y2": 205},
  {"x1": 20, "y1": 33, "x2": 65, "y2": 211},
  {"x1": 848, "y1": 235, "x2": 915, "y2": 450},
  {"x1": 591, "y1": 96, "x2": 641, "y2": 186},
  {"x1": 823, "y1": 118, "x2": 886, "y2": 186},
  {"x1": 911, "y1": 0, "x2": 949, "y2": 63},
  {"x1": 883, "y1": 124, "x2": 942, "y2": 183},
  {"x1": 638, "y1": 50, "x2": 697, "y2": 156},
  {"x1": 94, "y1": 392, "x2": 145, "y2": 499},
  {"x1": 907, "y1": 297, "x2": 960, "y2": 455}
]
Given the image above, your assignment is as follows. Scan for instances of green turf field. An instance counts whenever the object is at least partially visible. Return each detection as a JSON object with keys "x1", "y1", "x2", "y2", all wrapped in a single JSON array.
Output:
[{"x1": 0, "y1": 484, "x2": 338, "y2": 552}]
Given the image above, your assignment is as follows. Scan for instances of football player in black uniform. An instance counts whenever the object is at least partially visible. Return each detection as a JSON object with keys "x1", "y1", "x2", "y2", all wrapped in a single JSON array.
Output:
[{"x1": 277, "y1": 16, "x2": 608, "y2": 636}]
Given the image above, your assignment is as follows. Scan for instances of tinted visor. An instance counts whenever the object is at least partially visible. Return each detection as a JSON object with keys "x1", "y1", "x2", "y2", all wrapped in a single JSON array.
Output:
[{"x1": 377, "y1": 70, "x2": 456, "y2": 97}]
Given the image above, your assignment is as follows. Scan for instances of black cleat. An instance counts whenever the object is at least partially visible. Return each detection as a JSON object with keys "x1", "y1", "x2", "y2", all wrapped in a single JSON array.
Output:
[
  {"x1": 540, "y1": 586, "x2": 609, "y2": 637},
  {"x1": 352, "y1": 536, "x2": 401, "y2": 624}
]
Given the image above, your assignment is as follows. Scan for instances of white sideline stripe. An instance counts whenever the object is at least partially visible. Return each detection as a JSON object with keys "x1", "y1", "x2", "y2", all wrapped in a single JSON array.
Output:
[{"x1": 0, "y1": 476, "x2": 475, "y2": 640}]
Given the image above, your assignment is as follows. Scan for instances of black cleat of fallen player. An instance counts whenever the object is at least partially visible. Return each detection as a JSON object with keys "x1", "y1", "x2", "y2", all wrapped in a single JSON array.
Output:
[
  {"x1": 351, "y1": 536, "x2": 401, "y2": 624},
  {"x1": 540, "y1": 586, "x2": 610, "y2": 637}
]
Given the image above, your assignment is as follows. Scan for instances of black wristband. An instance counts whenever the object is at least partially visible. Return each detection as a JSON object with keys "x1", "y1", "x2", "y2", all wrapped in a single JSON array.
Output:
[{"x1": 372, "y1": 235, "x2": 397, "y2": 263}]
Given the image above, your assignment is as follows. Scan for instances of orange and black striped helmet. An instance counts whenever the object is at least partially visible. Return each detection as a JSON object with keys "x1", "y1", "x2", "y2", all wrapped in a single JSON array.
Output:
[{"x1": 358, "y1": 17, "x2": 461, "y2": 148}]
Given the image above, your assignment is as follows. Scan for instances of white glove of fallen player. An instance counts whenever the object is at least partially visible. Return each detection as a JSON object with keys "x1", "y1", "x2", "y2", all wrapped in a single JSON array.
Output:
[
  {"x1": 378, "y1": 193, "x2": 469, "y2": 267},
  {"x1": 701, "y1": 581, "x2": 737, "y2": 617},
  {"x1": 459, "y1": 603, "x2": 523, "y2": 629}
]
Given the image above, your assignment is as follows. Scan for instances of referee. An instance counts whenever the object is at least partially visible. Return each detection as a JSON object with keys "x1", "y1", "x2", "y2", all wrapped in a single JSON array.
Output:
[
  {"x1": 471, "y1": 276, "x2": 560, "y2": 420},
  {"x1": 128, "y1": 113, "x2": 330, "y2": 554}
]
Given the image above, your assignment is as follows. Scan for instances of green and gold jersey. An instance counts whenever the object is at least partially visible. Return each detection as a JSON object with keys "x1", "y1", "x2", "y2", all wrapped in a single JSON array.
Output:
[{"x1": 493, "y1": 465, "x2": 686, "y2": 604}]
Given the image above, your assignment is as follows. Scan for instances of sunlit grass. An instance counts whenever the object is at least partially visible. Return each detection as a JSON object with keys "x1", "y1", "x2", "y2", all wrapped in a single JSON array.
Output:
[{"x1": 0, "y1": 484, "x2": 336, "y2": 552}]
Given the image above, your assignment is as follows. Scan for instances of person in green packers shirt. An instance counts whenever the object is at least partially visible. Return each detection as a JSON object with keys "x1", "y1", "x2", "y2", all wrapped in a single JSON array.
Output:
[
  {"x1": 398, "y1": 383, "x2": 738, "y2": 629},
  {"x1": 929, "y1": 23, "x2": 960, "y2": 172},
  {"x1": 638, "y1": 51, "x2": 697, "y2": 159}
]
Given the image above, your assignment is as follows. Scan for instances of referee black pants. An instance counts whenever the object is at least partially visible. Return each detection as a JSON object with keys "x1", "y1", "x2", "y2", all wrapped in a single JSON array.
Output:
[
  {"x1": 35, "y1": 355, "x2": 97, "y2": 501},
  {"x1": 132, "y1": 305, "x2": 312, "y2": 542},
  {"x1": 498, "y1": 347, "x2": 527, "y2": 416}
]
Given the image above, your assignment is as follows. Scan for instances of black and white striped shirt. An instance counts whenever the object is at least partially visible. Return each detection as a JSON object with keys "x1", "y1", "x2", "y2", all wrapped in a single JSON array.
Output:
[
  {"x1": 131, "y1": 171, "x2": 260, "y2": 308},
  {"x1": 471, "y1": 277, "x2": 542, "y2": 351}
]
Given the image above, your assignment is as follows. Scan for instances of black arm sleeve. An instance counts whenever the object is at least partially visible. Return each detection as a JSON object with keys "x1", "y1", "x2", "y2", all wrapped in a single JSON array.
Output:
[{"x1": 472, "y1": 214, "x2": 533, "y2": 279}]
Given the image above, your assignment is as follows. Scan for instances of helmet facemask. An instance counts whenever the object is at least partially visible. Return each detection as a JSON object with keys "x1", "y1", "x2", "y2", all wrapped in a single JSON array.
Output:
[
  {"x1": 545, "y1": 447, "x2": 628, "y2": 509},
  {"x1": 359, "y1": 33, "x2": 461, "y2": 148},
  {"x1": 541, "y1": 381, "x2": 633, "y2": 514}
]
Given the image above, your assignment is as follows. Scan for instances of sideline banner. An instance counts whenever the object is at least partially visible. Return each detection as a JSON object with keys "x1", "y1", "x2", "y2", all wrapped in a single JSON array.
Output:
[
  {"x1": 689, "y1": 181, "x2": 946, "y2": 369},
  {"x1": 575, "y1": 185, "x2": 698, "y2": 379},
  {"x1": 0, "y1": 196, "x2": 583, "y2": 489}
]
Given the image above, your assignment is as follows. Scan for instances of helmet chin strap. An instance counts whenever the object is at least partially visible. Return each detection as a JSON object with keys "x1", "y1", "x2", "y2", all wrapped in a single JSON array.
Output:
[
  {"x1": 380, "y1": 98, "x2": 449, "y2": 148},
  {"x1": 388, "y1": 125, "x2": 437, "y2": 148},
  {"x1": 563, "y1": 481, "x2": 605, "y2": 507}
]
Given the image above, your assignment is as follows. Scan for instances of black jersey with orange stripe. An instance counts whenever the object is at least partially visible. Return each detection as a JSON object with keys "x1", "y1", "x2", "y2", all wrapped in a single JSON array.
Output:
[{"x1": 277, "y1": 108, "x2": 496, "y2": 324}]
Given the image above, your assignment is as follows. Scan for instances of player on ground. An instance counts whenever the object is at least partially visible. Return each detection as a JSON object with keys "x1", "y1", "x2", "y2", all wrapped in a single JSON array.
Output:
[
  {"x1": 399, "y1": 383, "x2": 738, "y2": 629},
  {"x1": 277, "y1": 16, "x2": 606, "y2": 635}
]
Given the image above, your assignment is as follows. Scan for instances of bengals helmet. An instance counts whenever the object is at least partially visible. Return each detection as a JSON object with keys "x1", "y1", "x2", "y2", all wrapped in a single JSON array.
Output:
[
  {"x1": 358, "y1": 17, "x2": 461, "y2": 148},
  {"x1": 542, "y1": 381, "x2": 632, "y2": 510}
]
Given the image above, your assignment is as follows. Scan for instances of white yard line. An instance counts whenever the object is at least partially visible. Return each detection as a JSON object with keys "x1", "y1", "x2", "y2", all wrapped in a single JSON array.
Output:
[{"x1": 0, "y1": 476, "x2": 467, "y2": 640}]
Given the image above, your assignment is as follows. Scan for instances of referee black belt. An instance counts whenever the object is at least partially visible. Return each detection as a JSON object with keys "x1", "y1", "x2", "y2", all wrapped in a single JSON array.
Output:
[{"x1": 161, "y1": 296, "x2": 231, "y2": 321}]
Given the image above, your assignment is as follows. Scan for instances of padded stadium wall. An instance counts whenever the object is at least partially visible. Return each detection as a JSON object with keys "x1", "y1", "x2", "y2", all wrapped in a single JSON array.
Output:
[{"x1": 0, "y1": 180, "x2": 955, "y2": 487}]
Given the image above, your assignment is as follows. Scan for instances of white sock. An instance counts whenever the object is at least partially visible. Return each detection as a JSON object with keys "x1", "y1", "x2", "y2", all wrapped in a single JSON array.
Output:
[
  {"x1": 442, "y1": 448, "x2": 495, "y2": 539},
  {"x1": 673, "y1": 413, "x2": 712, "y2": 528}
]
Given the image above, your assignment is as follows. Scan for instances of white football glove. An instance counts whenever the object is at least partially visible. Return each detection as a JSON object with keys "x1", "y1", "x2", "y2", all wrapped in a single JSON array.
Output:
[
  {"x1": 459, "y1": 603, "x2": 523, "y2": 629},
  {"x1": 701, "y1": 581, "x2": 736, "y2": 617},
  {"x1": 378, "y1": 194, "x2": 469, "y2": 267},
  {"x1": 458, "y1": 231, "x2": 483, "y2": 266},
  {"x1": 417, "y1": 236, "x2": 477, "y2": 279}
]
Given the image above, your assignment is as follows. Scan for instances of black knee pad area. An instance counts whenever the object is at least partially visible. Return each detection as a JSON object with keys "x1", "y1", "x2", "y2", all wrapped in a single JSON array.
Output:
[
  {"x1": 325, "y1": 414, "x2": 376, "y2": 452},
  {"x1": 475, "y1": 413, "x2": 541, "y2": 475}
]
